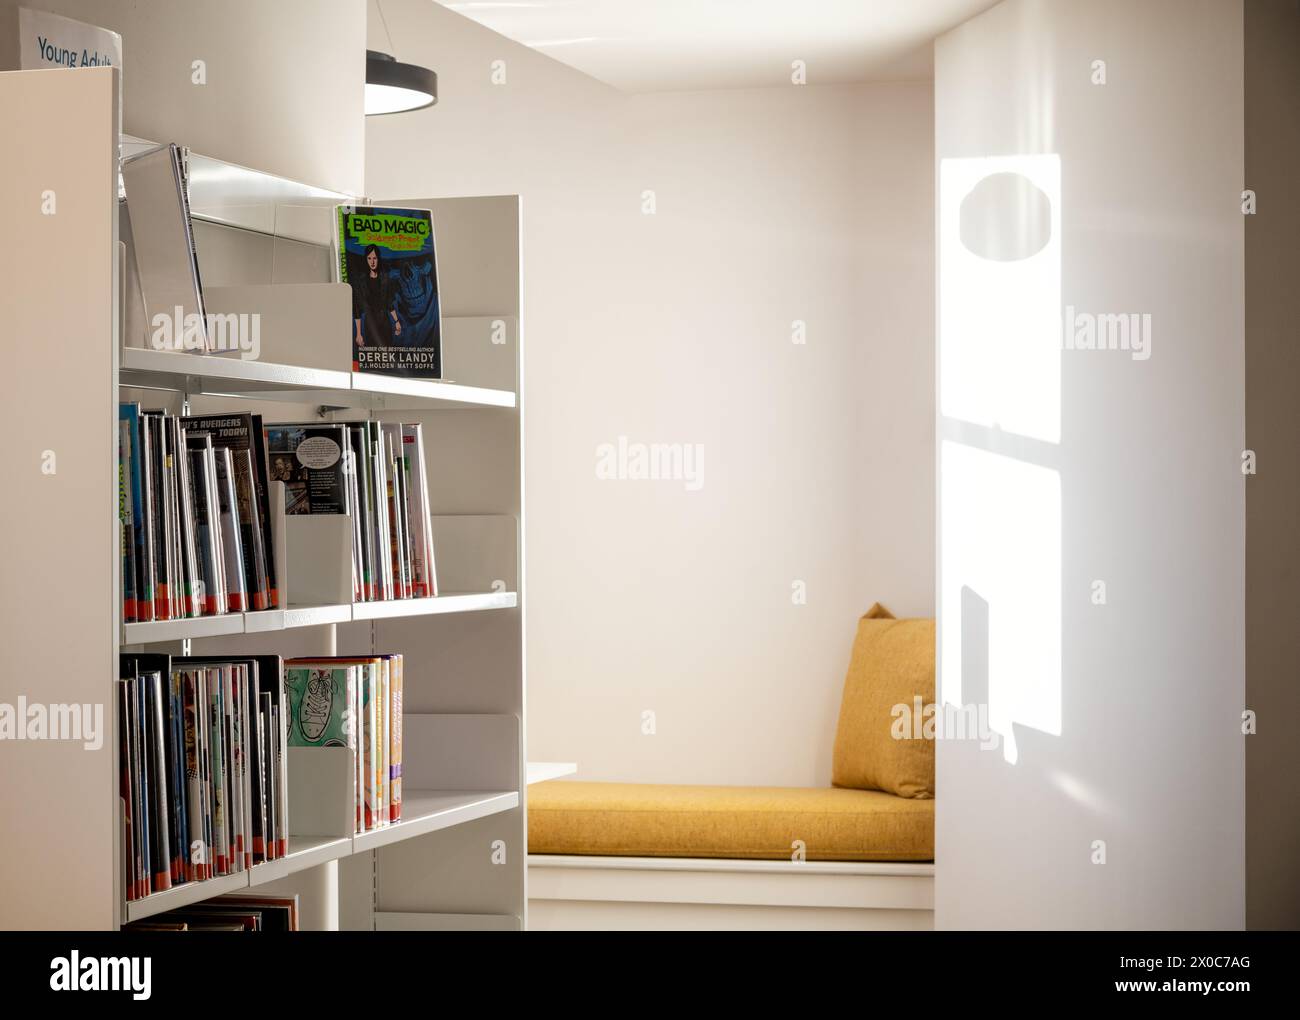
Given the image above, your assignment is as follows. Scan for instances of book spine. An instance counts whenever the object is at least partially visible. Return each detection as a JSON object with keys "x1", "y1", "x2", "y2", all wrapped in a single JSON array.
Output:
[
  {"x1": 389, "y1": 655, "x2": 402, "y2": 823},
  {"x1": 167, "y1": 670, "x2": 187, "y2": 884},
  {"x1": 118, "y1": 422, "x2": 137, "y2": 622},
  {"x1": 182, "y1": 671, "x2": 205, "y2": 882},
  {"x1": 133, "y1": 673, "x2": 151, "y2": 896},
  {"x1": 147, "y1": 673, "x2": 173, "y2": 892},
  {"x1": 117, "y1": 678, "x2": 137, "y2": 900},
  {"x1": 274, "y1": 694, "x2": 288, "y2": 859},
  {"x1": 380, "y1": 661, "x2": 390, "y2": 827},
  {"x1": 210, "y1": 671, "x2": 228, "y2": 876},
  {"x1": 249, "y1": 415, "x2": 279, "y2": 608}
]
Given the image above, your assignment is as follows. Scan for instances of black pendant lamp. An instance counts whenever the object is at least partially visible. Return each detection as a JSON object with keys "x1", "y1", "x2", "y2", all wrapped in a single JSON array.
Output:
[{"x1": 365, "y1": 49, "x2": 437, "y2": 116}]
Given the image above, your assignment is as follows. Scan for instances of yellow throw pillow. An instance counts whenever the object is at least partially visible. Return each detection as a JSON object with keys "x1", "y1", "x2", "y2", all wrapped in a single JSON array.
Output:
[{"x1": 831, "y1": 603, "x2": 935, "y2": 799}]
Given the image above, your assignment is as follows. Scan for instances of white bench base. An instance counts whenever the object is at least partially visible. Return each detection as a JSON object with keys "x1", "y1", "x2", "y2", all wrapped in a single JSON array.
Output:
[{"x1": 527, "y1": 855, "x2": 934, "y2": 931}]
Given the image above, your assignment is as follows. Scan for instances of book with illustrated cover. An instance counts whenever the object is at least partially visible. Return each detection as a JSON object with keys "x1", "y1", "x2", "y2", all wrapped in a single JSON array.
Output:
[
  {"x1": 285, "y1": 656, "x2": 403, "y2": 832},
  {"x1": 336, "y1": 205, "x2": 442, "y2": 379},
  {"x1": 285, "y1": 667, "x2": 355, "y2": 749},
  {"x1": 265, "y1": 424, "x2": 351, "y2": 515}
]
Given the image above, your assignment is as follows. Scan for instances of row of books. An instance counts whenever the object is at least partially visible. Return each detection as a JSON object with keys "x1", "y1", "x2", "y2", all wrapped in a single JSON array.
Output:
[
  {"x1": 118, "y1": 406, "x2": 439, "y2": 622},
  {"x1": 286, "y1": 655, "x2": 404, "y2": 833},
  {"x1": 119, "y1": 653, "x2": 289, "y2": 902},
  {"x1": 120, "y1": 649, "x2": 408, "y2": 902},
  {"x1": 122, "y1": 894, "x2": 299, "y2": 931},
  {"x1": 118, "y1": 407, "x2": 278, "y2": 622},
  {"x1": 271, "y1": 421, "x2": 438, "y2": 602}
]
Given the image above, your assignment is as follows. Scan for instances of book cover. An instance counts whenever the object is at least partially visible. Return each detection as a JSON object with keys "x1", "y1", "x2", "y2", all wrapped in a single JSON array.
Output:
[
  {"x1": 265, "y1": 424, "x2": 350, "y2": 515},
  {"x1": 285, "y1": 667, "x2": 355, "y2": 748},
  {"x1": 336, "y1": 205, "x2": 442, "y2": 379}
]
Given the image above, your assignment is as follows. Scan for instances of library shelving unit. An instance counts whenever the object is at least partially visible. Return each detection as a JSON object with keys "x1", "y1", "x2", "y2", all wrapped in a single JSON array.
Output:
[{"x1": 0, "y1": 66, "x2": 530, "y2": 930}]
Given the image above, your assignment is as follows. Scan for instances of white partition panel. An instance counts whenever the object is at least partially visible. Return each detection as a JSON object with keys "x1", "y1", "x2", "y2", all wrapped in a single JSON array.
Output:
[{"x1": 0, "y1": 66, "x2": 120, "y2": 930}]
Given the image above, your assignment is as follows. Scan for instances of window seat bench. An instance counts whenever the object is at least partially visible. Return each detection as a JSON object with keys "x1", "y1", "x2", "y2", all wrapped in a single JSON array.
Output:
[{"x1": 527, "y1": 781, "x2": 934, "y2": 930}]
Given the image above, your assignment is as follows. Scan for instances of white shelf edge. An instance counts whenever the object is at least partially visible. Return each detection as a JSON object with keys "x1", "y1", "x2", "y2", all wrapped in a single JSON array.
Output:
[
  {"x1": 350, "y1": 372, "x2": 516, "y2": 408},
  {"x1": 247, "y1": 835, "x2": 352, "y2": 887},
  {"x1": 119, "y1": 347, "x2": 516, "y2": 410},
  {"x1": 121, "y1": 346, "x2": 352, "y2": 390},
  {"x1": 527, "y1": 762, "x2": 578, "y2": 785},
  {"x1": 124, "y1": 869, "x2": 250, "y2": 923},
  {"x1": 351, "y1": 591, "x2": 517, "y2": 620},
  {"x1": 283, "y1": 604, "x2": 355, "y2": 630},
  {"x1": 123, "y1": 612, "x2": 244, "y2": 644},
  {"x1": 122, "y1": 593, "x2": 518, "y2": 644},
  {"x1": 352, "y1": 790, "x2": 519, "y2": 853}
]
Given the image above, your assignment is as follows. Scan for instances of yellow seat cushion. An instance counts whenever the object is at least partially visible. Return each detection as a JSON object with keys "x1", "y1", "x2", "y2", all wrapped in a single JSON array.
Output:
[
  {"x1": 528, "y1": 781, "x2": 934, "y2": 861},
  {"x1": 832, "y1": 603, "x2": 936, "y2": 799}
]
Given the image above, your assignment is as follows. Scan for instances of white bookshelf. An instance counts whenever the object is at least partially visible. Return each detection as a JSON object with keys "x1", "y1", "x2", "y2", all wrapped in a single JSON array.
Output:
[
  {"x1": 0, "y1": 67, "x2": 528, "y2": 931},
  {"x1": 119, "y1": 347, "x2": 517, "y2": 411},
  {"x1": 527, "y1": 762, "x2": 579, "y2": 785},
  {"x1": 124, "y1": 591, "x2": 518, "y2": 644}
]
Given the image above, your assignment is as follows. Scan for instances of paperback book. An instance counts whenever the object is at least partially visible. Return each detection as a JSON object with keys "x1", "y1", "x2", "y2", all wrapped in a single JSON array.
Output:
[{"x1": 336, "y1": 205, "x2": 442, "y2": 379}]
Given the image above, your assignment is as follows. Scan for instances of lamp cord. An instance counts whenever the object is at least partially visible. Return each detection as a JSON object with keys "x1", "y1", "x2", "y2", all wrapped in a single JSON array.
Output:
[{"x1": 375, "y1": 0, "x2": 397, "y2": 56}]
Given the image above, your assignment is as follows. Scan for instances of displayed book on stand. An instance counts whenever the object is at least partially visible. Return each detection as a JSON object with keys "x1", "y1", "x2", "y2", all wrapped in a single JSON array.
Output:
[{"x1": 336, "y1": 205, "x2": 442, "y2": 379}]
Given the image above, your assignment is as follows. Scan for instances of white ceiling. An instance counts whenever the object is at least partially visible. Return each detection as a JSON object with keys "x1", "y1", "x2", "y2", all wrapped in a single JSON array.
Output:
[{"x1": 436, "y1": 0, "x2": 1001, "y2": 92}]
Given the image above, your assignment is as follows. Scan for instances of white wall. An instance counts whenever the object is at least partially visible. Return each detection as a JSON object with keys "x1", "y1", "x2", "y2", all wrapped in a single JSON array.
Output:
[
  {"x1": 367, "y1": 0, "x2": 935, "y2": 786},
  {"x1": 0, "y1": 0, "x2": 365, "y2": 195},
  {"x1": 935, "y1": 0, "x2": 1244, "y2": 928}
]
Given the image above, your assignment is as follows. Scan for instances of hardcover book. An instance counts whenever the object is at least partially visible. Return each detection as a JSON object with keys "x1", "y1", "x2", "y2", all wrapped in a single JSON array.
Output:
[{"x1": 336, "y1": 205, "x2": 442, "y2": 379}]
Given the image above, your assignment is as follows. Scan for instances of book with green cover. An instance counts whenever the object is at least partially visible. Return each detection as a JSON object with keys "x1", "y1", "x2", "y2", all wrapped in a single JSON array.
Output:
[{"x1": 285, "y1": 667, "x2": 355, "y2": 749}]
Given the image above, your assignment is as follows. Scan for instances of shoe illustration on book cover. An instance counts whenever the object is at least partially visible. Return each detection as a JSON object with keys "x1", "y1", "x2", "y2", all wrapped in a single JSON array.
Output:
[{"x1": 286, "y1": 667, "x2": 354, "y2": 748}]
